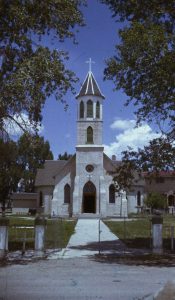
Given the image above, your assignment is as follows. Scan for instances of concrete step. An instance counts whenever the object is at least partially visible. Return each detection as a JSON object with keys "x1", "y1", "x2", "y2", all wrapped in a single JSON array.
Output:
[{"x1": 78, "y1": 213, "x2": 100, "y2": 219}]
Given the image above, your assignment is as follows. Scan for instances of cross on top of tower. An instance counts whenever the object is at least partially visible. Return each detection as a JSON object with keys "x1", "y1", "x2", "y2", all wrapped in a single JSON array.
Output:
[{"x1": 86, "y1": 58, "x2": 95, "y2": 72}]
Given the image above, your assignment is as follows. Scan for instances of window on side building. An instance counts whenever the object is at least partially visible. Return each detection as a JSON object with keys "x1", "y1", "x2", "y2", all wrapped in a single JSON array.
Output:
[{"x1": 109, "y1": 184, "x2": 115, "y2": 203}]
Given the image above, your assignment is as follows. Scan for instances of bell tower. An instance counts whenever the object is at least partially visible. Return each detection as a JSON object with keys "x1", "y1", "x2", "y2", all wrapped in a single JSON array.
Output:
[
  {"x1": 73, "y1": 60, "x2": 106, "y2": 216},
  {"x1": 76, "y1": 59, "x2": 105, "y2": 146}
]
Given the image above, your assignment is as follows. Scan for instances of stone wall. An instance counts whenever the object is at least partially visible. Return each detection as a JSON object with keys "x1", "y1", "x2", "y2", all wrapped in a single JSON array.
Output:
[{"x1": 77, "y1": 121, "x2": 103, "y2": 145}]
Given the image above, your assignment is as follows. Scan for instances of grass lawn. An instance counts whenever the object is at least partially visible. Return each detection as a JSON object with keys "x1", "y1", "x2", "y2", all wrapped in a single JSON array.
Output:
[
  {"x1": 105, "y1": 215, "x2": 175, "y2": 249},
  {"x1": 7, "y1": 215, "x2": 76, "y2": 251},
  {"x1": 45, "y1": 219, "x2": 76, "y2": 249}
]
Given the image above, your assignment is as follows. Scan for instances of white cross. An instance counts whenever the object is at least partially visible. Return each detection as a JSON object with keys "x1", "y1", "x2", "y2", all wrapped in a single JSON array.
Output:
[{"x1": 86, "y1": 58, "x2": 95, "y2": 72}]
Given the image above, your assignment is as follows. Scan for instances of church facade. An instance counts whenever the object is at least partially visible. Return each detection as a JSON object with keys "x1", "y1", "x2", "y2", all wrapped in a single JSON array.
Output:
[{"x1": 35, "y1": 69, "x2": 145, "y2": 217}]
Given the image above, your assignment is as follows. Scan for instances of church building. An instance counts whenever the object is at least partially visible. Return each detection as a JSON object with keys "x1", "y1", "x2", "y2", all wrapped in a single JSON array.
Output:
[{"x1": 35, "y1": 66, "x2": 145, "y2": 217}]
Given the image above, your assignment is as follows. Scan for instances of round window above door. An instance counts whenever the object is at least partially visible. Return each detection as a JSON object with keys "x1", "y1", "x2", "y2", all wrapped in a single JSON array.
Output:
[{"x1": 85, "y1": 164, "x2": 94, "y2": 173}]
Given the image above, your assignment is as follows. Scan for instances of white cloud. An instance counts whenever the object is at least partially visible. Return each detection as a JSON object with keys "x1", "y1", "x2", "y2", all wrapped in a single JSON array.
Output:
[
  {"x1": 110, "y1": 119, "x2": 136, "y2": 130},
  {"x1": 4, "y1": 113, "x2": 44, "y2": 136},
  {"x1": 104, "y1": 119, "x2": 161, "y2": 159}
]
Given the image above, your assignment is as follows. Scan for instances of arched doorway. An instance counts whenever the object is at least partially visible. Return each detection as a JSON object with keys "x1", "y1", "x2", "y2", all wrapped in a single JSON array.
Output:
[{"x1": 82, "y1": 181, "x2": 96, "y2": 213}]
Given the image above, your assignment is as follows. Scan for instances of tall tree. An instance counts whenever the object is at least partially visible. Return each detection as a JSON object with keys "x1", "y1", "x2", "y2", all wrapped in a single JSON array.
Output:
[
  {"x1": 58, "y1": 152, "x2": 73, "y2": 160},
  {"x1": 0, "y1": 139, "x2": 20, "y2": 211},
  {"x1": 101, "y1": 0, "x2": 175, "y2": 137},
  {"x1": 18, "y1": 133, "x2": 53, "y2": 192},
  {"x1": 0, "y1": 0, "x2": 85, "y2": 135},
  {"x1": 101, "y1": 0, "x2": 175, "y2": 181}
]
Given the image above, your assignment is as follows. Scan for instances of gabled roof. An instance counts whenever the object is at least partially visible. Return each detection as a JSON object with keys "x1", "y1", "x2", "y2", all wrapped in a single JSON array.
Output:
[
  {"x1": 103, "y1": 153, "x2": 121, "y2": 173},
  {"x1": 103, "y1": 153, "x2": 145, "y2": 186},
  {"x1": 35, "y1": 160, "x2": 67, "y2": 186},
  {"x1": 76, "y1": 71, "x2": 105, "y2": 99}
]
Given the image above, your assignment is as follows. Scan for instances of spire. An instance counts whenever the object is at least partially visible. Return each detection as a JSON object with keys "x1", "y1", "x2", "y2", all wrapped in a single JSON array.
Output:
[{"x1": 76, "y1": 59, "x2": 105, "y2": 99}]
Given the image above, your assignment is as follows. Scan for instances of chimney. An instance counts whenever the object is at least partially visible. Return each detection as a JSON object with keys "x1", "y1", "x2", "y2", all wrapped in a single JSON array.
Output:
[{"x1": 112, "y1": 155, "x2": 116, "y2": 161}]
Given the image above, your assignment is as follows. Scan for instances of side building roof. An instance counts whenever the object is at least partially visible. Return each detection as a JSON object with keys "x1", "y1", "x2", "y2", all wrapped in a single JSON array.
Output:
[
  {"x1": 35, "y1": 160, "x2": 67, "y2": 186},
  {"x1": 103, "y1": 153, "x2": 145, "y2": 187}
]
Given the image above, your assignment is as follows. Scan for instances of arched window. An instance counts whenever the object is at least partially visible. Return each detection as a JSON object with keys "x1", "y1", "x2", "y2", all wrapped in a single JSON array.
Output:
[
  {"x1": 137, "y1": 191, "x2": 141, "y2": 206},
  {"x1": 64, "y1": 184, "x2": 71, "y2": 204},
  {"x1": 96, "y1": 101, "x2": 100, "y2": 118},
  {"x1": 109, "y1": 184, "x2": 115, "y2": 203},
  {"x1": 87, "y1": 100, "x2": 93, "y2": 118},
  {"x1": 80, "y1": 101, "x2": 84, "y2": 118},
  {"x1": 87, "y1": 126, "x2": 93, "y2": 144}
]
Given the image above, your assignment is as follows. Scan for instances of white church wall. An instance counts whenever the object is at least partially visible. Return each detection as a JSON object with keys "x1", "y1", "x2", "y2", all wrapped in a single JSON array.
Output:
[
  {"x1": 76, "y1": 148, "x2": 104, "y2": 173},
  {"x1": 102, "y1": 173, "x2": 122, "y2": 217},
  {"x1": 77, "y1": 121, "x2": 103, "y2": 145},
  {"x1": 99, "y1": 175, "x2": 107, "y2": 216},
  {"x1": 52, "y1": 172, "x2": 72, "y2": 217},
  {"x1": 75, "y1": 148, "x2": 104, "y2": 215}
]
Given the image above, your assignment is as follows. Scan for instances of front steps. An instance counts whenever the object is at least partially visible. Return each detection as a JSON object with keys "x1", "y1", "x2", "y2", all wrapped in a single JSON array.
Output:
[{"x1": 78, "y1": 213, "x2": 101, "y2": 219}]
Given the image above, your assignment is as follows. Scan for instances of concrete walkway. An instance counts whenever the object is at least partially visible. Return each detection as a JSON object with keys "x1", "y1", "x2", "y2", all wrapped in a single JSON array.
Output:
[{"x1": 49, "y1": 219, "x2": 119, "y2": 259}]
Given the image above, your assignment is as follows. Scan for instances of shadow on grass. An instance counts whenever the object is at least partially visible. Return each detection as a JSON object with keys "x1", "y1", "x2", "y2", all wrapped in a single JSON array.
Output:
[
  {"x1": 93, "y1": 253, "x2": 175, "y2": 267},
  {"x1": 8, "y1": 241, "x2": 34, "y2": 251},
  {"x1": 68, "y1": 239, "x2": 126, "y2": 252},
  {"x1": 68, "y1": 237, "x2": 174, "y2": 252}
]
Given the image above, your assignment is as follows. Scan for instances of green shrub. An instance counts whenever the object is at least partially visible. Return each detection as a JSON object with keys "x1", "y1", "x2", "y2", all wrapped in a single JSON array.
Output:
[{"x1": 144, "y1": 192, "x2": 167, "y2": 210}]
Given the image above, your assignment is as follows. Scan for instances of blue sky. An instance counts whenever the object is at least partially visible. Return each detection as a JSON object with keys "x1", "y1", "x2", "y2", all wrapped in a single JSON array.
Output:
[
  {"x1": 40, "y1": 1, "x2": 161, "y2": 159},
  {"x1": 8, "y1": 1, "x2": 161, "y2": 159}
]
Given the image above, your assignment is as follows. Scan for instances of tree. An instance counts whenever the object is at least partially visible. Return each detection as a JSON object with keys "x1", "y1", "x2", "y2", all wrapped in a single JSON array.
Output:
[
  {"x1": 101, "y1": 0, "x2": 175, "y2": 137},
  {"x1": 112, "y1": 137, "x2": 175, "y2": 192},
  {"x1": 18, "y1": 133, "x2": 53, "y2": 192},
  {"x1": 100, "y1": 0, "x2": 175, "y2": 184},
  {"x1": 144, "y1": 192, "x2": 167, "y2": 211},
  {"x1": 0, "y1": 133, "x2": 53, "y2": 211},
  {"x1": 0, "y1": 0, "x2": 85, "y2": 135},
  {"x1": 0, "y1": 139, "x2": 21, "y2": 211},
  {"x1": 58, "y1": 152, "x2": 73, "y2": 160}
]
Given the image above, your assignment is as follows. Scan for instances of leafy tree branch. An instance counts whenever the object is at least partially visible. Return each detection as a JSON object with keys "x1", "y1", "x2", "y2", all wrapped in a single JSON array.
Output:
[{"x1": 0, "y1": 0, "x2": 86, "y2": 135}]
